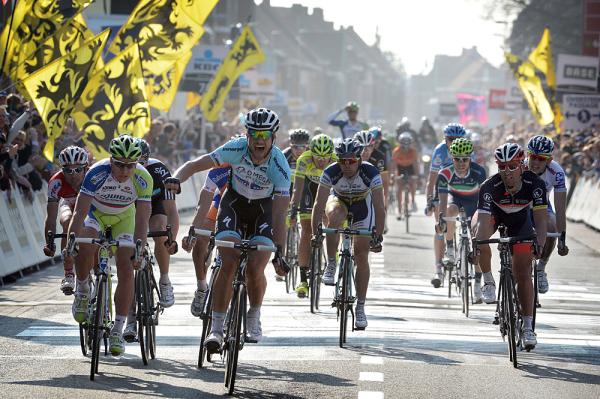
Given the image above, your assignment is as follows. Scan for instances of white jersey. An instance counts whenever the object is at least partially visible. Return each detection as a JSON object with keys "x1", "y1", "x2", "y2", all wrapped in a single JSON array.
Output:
[{"x1": 536, "y1": 160, "x2": 567, "y2": 196}]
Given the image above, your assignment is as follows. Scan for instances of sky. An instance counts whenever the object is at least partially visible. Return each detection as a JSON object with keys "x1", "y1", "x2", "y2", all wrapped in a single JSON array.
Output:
[{"x1": 264, "y1": 0, "x2": 510, "y2": 76}]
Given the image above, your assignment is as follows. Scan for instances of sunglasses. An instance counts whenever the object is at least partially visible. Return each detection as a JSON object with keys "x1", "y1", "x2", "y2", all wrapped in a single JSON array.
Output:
[
  {"x1": 313, "y1": 155, "x2": 331, "y2": 163},
  {"x1": 498, "y1": 163, "x2": 521, "y2": 172},
  {"x1": 292, "y1": 144, "x2": 308, "y2": 150},
  {"x1": 247, "y1": 129, "x2": 274, "y2": 139},
  {"x1": 112, "y1": 159, "x2": 137, "y2": 169},
  {"x1": 62, "y1": 166, "x2": 85, "y2": 174},
  {"x1": 339, "y1": 158, "x2": 359, "y2": 166},
  {"x1": 528, "y1": 153, "x2": 551, "y2": 161},
  {"x1": 453, "y1": 157, "x2": 470, "y2": 163}
]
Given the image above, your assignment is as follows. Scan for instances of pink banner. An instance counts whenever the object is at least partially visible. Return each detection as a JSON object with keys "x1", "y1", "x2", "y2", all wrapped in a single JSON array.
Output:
[{"x1": 456, "y1": 93, "x2": 488, "y2": 125}]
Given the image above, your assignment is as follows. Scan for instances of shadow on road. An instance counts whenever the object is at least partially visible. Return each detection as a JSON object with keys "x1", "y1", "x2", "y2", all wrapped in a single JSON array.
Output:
[
  {"x1": 520, "y1": 362, "x2": 600, "y2": 385},
  {"x1": 348, "y1": 344, "x2": 462, "y2": 365}
]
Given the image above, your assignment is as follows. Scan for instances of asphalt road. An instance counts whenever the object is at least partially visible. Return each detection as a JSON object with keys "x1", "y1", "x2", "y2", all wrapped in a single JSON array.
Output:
[{"x1": 1, "y1": 195, "x2": 599, "y2": 398}]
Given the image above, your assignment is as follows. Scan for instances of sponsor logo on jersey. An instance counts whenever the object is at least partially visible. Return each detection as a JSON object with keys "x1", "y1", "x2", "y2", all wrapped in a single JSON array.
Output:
[
  {"x1": 223, "y1": 146, "x2": 245, "y2": 152},
  {"x1": 259, "y1": 222, "x2": 269, "y2": 234},
  {"x1": 483, "y1": 193, "x2": 493, "y2": 202},
  {"x1": 152, "y1": 165, "x2": 169, "y2": 178},
  {"x1": 49, "y1": 180, "x2": 62, "y2": 198},
  {"x1": 532, "y1": 187, "x2": 543, "y2": 199},
  {"x1": 223, "y1": 216, "x2": 232, "y2": 228},
  {"x1": 273, "y1": 157, "x2": 289, "y2": 181},
  {"x1": 90, "y1": 170, "x2": 109, "y2": 185},
  {"x1": 135, "y1": 174, "x2": 148, "y2": 189}
]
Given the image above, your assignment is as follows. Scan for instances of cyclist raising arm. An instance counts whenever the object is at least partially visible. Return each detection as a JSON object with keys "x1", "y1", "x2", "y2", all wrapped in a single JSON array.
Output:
[
  {"x1": 473, "y1": 143, "x2": 547, "y2": 350},
  {"x1": 67, "y1": 135, "x2": 153, "y2": 356},
  {"x1": 311, "y1": 138, "x2": 385, "y2": 330}
]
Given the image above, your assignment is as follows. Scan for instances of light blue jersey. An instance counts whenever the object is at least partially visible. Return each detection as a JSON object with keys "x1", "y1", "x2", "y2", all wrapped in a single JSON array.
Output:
[{"x1": 210, "y1": 137, "x2": 291, "y2": 200}]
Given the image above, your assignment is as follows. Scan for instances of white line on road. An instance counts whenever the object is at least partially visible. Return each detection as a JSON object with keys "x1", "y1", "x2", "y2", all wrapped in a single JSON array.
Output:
[
  {"x1": 358, "y1": 391, "x2": 384, "y2": 399},
  {"x1": 360, "y1": 356, "x2": 384, "y2": 365},
  {"x1": 359, "y1": 371, "x2": 384, "y2": 382}
]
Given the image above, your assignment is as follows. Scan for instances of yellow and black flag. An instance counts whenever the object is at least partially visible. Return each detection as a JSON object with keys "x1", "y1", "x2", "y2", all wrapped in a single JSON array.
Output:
[
  {"x1": 528, "y1": 28, "x2": 556, "y2": 89},
  {"x1": 145, "y1": 51, "x2": 193, "y2": 112},
  {"x1": 505, "y1": 52, "x2": 554, "y2": 126},
  {"x1": 0, "y1": 0, "x2": 29, "y2": 72},
  {"x1": 3, "y1": 0, "x2": 93, "y2": 78},
  {"x1": 73, "y1": 43, "x2": 151, "y2": 159},
  {"x1": 22, "y1": 29, "x2": 109, "y2": 160},
  {"x1": 201, "y1": 26, "x2": 266, "y2": 122},
  {"x1": 108, "y1": 0, "x2": 218, "y2": 62}
]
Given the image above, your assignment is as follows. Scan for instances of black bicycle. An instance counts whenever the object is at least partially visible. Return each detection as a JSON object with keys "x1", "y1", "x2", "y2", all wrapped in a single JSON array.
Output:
[
  {"x1": 284, "y1": 216, "x2": 300, "y2": 294},
  {"x1": 318, "y1": 220, "x2": 372, "y2": 348},
  {"x1": 474, "y1": 225, "x2": 533, "y2": 368},
  {"x1": 308, "y1": 238, "x2": 326, "y2": 314},
  {"x1": 396, "y1": 174, "x2": 411, "y2": 233}
]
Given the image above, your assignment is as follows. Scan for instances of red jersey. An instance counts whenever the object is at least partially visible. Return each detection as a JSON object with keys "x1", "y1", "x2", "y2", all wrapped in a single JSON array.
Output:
[{"x1": 47, "y1": 171, "x2": 78, "y2": 207}]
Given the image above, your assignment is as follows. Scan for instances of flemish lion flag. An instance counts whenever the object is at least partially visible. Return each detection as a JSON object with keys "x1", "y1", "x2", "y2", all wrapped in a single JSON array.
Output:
[
  {"x1": 145, "y1": 51, "x2": 193, "y2": 112},
  {"x1": 201, "y1": 26, "x2": 266, "y2": 122},
  {"x1": 73, "y1": 43, "x2": 151, "y2": 160},
  {"x1": 505, "y1": 52, "x2": 554, "y2": 126},
  {"x1": 528, "y1": 28, "x2": 555, "y2": 89},
  {"x1": 22, "y1": 30, "x2": 109, "y2": 160}
]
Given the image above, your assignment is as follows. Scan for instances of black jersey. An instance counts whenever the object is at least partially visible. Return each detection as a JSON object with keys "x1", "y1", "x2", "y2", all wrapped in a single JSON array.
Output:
[
  {"x1": 369, "y1": 139, "x2": 392, "y2": 172},
  {"x1": 283, "y1": 147, "x2": 297, "y2": 170},
  {"x1": 145, "y1": 158, "x2": 174, "y2": 201}
]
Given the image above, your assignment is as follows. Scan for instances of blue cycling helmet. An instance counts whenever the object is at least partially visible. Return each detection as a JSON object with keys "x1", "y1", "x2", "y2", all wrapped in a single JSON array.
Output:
[
  {"x1": 368, "y1": 126, "x2": 382, "y2": 140},
  {"x1": 527, "y1": 135, "x2": 554, "y2": 156},
  {"x1": 443, "y1": 123, "x2": 467, "y2": 138},
  {"x1": 335, "y1": 138, "x2": 363, "y2": 158}
]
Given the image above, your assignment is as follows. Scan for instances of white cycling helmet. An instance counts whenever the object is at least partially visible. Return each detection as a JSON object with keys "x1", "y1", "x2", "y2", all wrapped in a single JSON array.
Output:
[
  {"x1": 494, "y1": 143, "x2": 524, "y2": 164},
  {"x1": 353, "y1": 130, "x2": 375, "y2": 146},
  {"x1": 398, "y1": 132, "x2": 413, "y2": 146},
  {"x1": 244, "y1": 108, "x2": 280, "y2": 133},
  {"x1": 58, "y1": 145, "x2": 88, "y2": 166}
]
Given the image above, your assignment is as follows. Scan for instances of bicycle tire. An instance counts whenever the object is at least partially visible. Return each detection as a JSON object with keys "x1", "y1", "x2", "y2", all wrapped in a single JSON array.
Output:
[
  {"x1": 532, "y1": 262, "x2": 538, "y2": 332},
  {"x1": 198, "y1": 314, "x2": 212, "y2": 368},
  {"x1": 339, "y1": 256, "x2": 349, "y2": 348},
  {"x1": 505, "y1": 276, "x2": 518, "y2": 368},
  {"x1": 148, "y1": 268, "x2": 158, "y2": 360},
  {"x1": 447, "y1": 264, "x2": 452, "y2": 298},
  {"x1": 284, "y1": 227, "x2": 295, "y2": 294},
  {"x1": 137, "y1": 271, "x2": 149, "y2": 365},
  {"x1": 404, "y1": 190, "x2": 410, "y2": 233},
  {"x1": 90, "y1": 276, "x2": 105, "y2": 381},
  {"x1": 79, "y1": 323, "x2": 88, "y2": 357},
  {"x1": 225, "y1": 285, "x2": 245, "y2": 394},
  {"x1": 309, "y1": 244, "x2": 321, "y2": 314},
  {"x1": 462, "y1": 241, "x2": 470, "y2": 317}
]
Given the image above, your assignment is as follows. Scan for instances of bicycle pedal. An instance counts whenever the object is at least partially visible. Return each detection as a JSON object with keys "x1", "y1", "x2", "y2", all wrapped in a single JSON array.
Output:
[{"x1": 492, "y1": 317, "x2": 499, "y2": 325}]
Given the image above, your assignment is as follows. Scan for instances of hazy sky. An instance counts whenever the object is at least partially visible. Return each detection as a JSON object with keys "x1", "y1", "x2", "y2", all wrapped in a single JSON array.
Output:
[{"x1": 265, "y1": 0, "x2": 509, "y2": 76}]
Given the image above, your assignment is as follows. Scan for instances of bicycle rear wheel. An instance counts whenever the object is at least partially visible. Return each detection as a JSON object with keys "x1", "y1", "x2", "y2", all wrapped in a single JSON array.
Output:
[
  {"x1": 505, "y1": 276, "x2": 518, "y2": 368},
  {"x1": 284, "y1": 228, "x2": 296, "y2": 293},
  {"x1": 224, "y1": 284, "x2": 246, "y2": 394},
  {"x1": 90, "y1": 276, "x2": 105, "y2": 381},
  {"x1": 137, "y1": 271, "x2": 150, "y2": 365},
  {"x1": 404, "y1": 190, "x2": 410, "y2": 233},
  {"x1": 532, "y1": 261, "x2": 538, "y2": 331},
  {"x1": 339, "y1": 257, "x2": 349, "y2": 348}
]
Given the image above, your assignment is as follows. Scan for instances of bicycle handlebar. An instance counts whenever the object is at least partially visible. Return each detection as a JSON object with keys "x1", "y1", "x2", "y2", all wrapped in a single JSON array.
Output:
[
  {"x1": 441, "y1": 216, "x2": 471, "y2": 223},
  {"x1": 475, "y1": 234, "x2": 536, "y2": 245},
  {"x1": 320, "y1": 227, "x2": 372, "y2": 237},
  {"x1": 189, "y1": 228, "x2": 276, "y2": 252}
]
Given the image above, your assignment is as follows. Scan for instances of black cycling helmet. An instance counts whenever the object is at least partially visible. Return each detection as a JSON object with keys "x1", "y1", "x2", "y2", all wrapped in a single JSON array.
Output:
[{"x1": 335, "y1": 138, "x2": 363, "y2": 158}]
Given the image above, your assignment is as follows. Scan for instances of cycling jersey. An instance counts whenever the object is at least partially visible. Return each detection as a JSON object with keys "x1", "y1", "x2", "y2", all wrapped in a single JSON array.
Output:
[
  {"x1": 437, "y1": 163, "x2": 487, "y2": 217},
  {"x1": 320, "y1": 162, "x2": 382, "y2": 203},
  {"x1": 327, "y1": 109, "x2": 369, "y2": 139},
  {"x1": 526, "y1": 160, "x2": 567, "y2": 195},
  {"x1": 430, "y1": 142, "x2": 475, "y2": 173},
  {"x1": 80, "y1": 158, "x2": 153, "y2": 215},
  {"x1": 392, "y1": 146, "x2": 418, "y2": 167},
  {"x1": 202, "y1": 165, "x2": 231, "y2": 220},
  {"x1": 48, "y1": 171, "x2": 78, "y2": 207},
  {"x1": 477, "y1": 171, "x2": 548, "y2": 236},
  {"x1": 145, "y1": 158, "x2": 174, "y2": 201},
  {"x1": 369, "y1": 139, "x2": 392, "y2": 172},
  {"x1": 294, "y1": 150, "x2": 336, "y2": 216},
  {"x1": 210, "y1": 137, "x2": 291, "y2": 200}
]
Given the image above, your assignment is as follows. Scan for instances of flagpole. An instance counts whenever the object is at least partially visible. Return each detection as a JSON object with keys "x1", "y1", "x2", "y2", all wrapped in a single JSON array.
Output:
[{"x1": 0, "y1": 0, "x2": 18, "y2": 84}]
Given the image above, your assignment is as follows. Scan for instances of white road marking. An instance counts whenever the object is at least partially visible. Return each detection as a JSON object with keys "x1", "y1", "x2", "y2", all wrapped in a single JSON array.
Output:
[
  {"x1": 358, "y1": 391, "x2": 384, "y2": 399},
  {"x1": 360, "y1": 356, "x2": 384, "y2": 365}
]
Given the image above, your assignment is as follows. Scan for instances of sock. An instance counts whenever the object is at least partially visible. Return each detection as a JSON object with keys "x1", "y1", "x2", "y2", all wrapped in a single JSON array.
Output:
[
  {"x1": 159, "y1": 274, "x2": 170, "y2": 285},
  {"x1": 64, "y1": 269, "x2": 74, "y2": 277},
  {"x1": 475, "y1": 272, "x2": 482, "y2": 284},
  {"x1": 446, "y1": 240, "x2": 454, "y2": 249},
  {"x1": 197, "y1": 279, "x2": 208, "y2": 291},
  {"x1": 300, "y1": 268, "x2": 308, "y2": 283},
  {"x1": 435, "y1": 262, "x2": 443, "y2": 274},
  {"x1": 76, "y1": 278, "x2": 89, "y2": 294},
  {"x1": 356, "y1": 299, "x2": 365, "y2": 310},
  {"x1": 483, "y1": 272, "x2": 494, "y2": 285},
  {"x1": 328, "y1": 257, "x2": 336, "y2": 264},
  {"x1": 248, "y1": 306, "x2": 261, "y2": 318},
  {"x1": 211, "y1": 311, "x2": 226, "y2": 334},
  {"x1": 126, "y1": 308, "x2": 136, "y2": 325},
  {"x1": 112, "y1": 315, "x2": 127, "y2": 334},
  {"x1": 536, "y1": 260, "x2": 547, "y2": 272},
  {"x1": 523, "y1": 316, "x2": 533, "y2": 330}
]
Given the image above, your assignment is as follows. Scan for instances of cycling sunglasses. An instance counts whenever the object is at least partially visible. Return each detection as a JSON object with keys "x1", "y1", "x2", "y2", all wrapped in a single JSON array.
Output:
[
  {"x1": 247, "y1": 129, "x2": 274, "y2": 139},
  {"x1": 112, "y1": 158, "x2": 137, "y2": 169},
  {"x1": 452, "y1": 157, "x2": 470, "y2": 163},
  {"x1": 291, "y1": 144, "x2": 308, "y2": 150},
  {"x1": 338, "y1": 157, "x2": 360, "y2": 166},
  {"x1": 62, "y1": 166, "x2": 85, "y2": 174},
  {"x1": 313, "y1": 155, "x2": 331, "y2": 163},
  {"x1": 498, "y1": 163, "x2": 521, "y2": 172},
  {"x1": 528, "y1": 152, "x2": 551, "y2": 161}
]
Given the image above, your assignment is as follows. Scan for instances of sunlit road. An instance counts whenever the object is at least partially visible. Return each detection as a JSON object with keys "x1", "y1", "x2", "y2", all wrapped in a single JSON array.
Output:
[{"x1": 1, "y1": 196, "x2": 599, "y2": 398}]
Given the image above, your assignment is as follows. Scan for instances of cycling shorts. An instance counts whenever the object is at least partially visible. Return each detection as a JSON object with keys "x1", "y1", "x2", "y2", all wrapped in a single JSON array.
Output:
[
  {"x1": 449, "y1": 195, "x2": 478, "y2": 218},
  {"x1": 215, "y1": 188, "x2": 274, "y2": 246},
  {"x1": 326, "y1": 195, "x2": 374, "y2": 230},
  {"x1": 298, "y1": 181, "x2": 318, "y2": 220},
  {"x1": 84, "y1": 206, "x2": 135, "y2": 244},
  {"x1": 151, "y1": 196, "x2": 166, "y2": 217},
  {"x1": 396, "y1": 165, "x2": 415, "y2": 177}
]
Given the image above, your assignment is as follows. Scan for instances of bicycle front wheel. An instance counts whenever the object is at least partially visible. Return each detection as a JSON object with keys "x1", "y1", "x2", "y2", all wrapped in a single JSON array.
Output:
[
  {"x1": 404, "y1": 190, "x2": 410, "y2": 233},
  {"x1": 309, "y1": 244, "x2": 322, "y2": 314},
  {"x1": 339, "y1": 257, "x2": 350, "y2": 348},
  {"x1": 462, "y1": 242, "x2": 470, "y2": 317},
  {"x1": 90, "y1": 276, "x2": 105, "y2": 380},
  {"x1": 225, "y1": 284, "x2": 246, "y2": 394},
  {"x1": 505, "y1": 276, "x2": 518, "y2": 368}
]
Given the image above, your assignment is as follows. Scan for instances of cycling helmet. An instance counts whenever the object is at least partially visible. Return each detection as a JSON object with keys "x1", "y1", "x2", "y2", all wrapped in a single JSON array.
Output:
[
  {"x1": 495, "y1": 142, "x2": 524, "y2": 164},
  {"x1": 353, "y1": 130, "x2": 375, "y2": 146},
  {"x1": 345, "y1": 101, "x2": 359, "y2": 112},
  {"x1": 313, "y1": 126, "x2": 323, "y2": 135},
  {"x1": 289, "y1": 128, "x2": 310, "y2": 145},
  {"x1": 450, "y1": 138, "x2": 474, "y2": 157},
  {"x1": 310, "y1": 134, "x2": 334, "y2": 156},
  {"x1": 335, "y1": 138, "x2": 363, "y2": 158},
  {"x1": 368, "y1": 126, "x2": 382, "y2": 140},
  {"x1": 527, "y1": 135, "x2": 554, "y2": 156},
  {"x1": 58, "y1": 145, "x2": 88, "y2": 166},
  {"x1": 244, "y1": 107, "x2": 280, "y2": 133},
  {"x1": 443, "y1": 123, "x2": 467, "y2": 138},
  {"x1": 137, "y1": 138, "x2": 150, "y2": 159},
  {"x1": 469, "y1": 132, "x2": 481, "y2": 146},
  {"x1": 109, "y1": 134, "x2": 142, "y2": 160},
  {"x1": 396, "y1": 117, "x2": 410, "y2": 133},
  {"x1": 399, "y1": 132, "x2": 414, "y2": 146}
]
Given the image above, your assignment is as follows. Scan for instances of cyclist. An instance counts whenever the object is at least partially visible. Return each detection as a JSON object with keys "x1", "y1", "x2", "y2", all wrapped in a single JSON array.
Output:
[
  {"x1": 434, "y1": 138, "x2": 487, "y2": 301},
  {"x1": 425, "y1": 123, "x2": 469, "y2": 286},
  {"x1": 473, "y1": 142, "x2": 548, "y2": 349},
  {"x1": 392, "y1": 132, "x2": 419, "y2": 216},
  {"x1": 181, "y1": 164, "x2": 231, "y2": 317},
  {"x1": 289, "y1": 134, "x2": 336, "y2": 298},
  {"x1": 396, "y1": 117, "x2": 420, "y2": 152},
  {"x1": 525, "y1": 135, "x2": 569, "y2": 293},
  {"x1": 66, "y1": 135, "x2": 153, "y2": 356},
  {"x1": 43, "y1": 146, "x2": 89, "y2": 295},
  {"x1": 312, "y1": 138, "x2": 385, "y2": 329},
  {"x1": 367, "y1": 126, "x2": 393, "y2": 231},
  {"x1": 122, "y1": 138, "x2": 179, "y2": 341},
  {"x1": 169, "y1": 108, "x2": 290, "y2": 350},
  {"x1": 327, "y1": 101, "x2": 369, "y2": 139}
]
